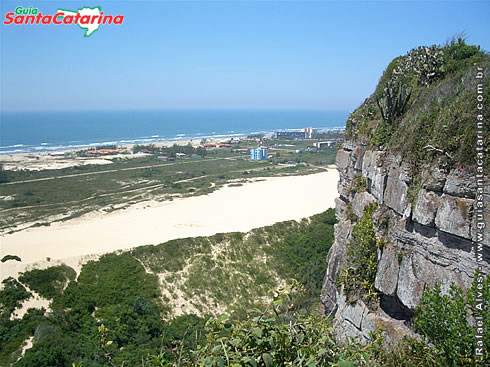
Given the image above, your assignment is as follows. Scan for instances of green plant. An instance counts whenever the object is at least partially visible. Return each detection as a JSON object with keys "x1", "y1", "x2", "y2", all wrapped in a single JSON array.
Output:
[
  {"x1": 18, "y1": 265, "x2": 76, "y2": 300},
  {"x1": 350, "y1": 175, "x2": 367, "y2": 194},
  {"x1": 376, "y1": 80, "x2": 412, "y2": 125},
  {"x1": 340, "y1": 203, "x2": 379, "y2": 304},
  {"x1": 397, "y1": 251, "x2": 403, "y2": 264},
  {"x1": 379, "y1": 217, "x2": 390, "y2": 235},
  {"x1": 345, "y1": 203, "x2": 357, "y2": 222},
  {"x1": 1, "y1": 255, "x2": 22, "y2": 263},
  {"x1": 189, "y1": 283, "x2": 347, "y2": 366},
  {"x1": 0, "y1": 277, "x2": 32, "y2": 317},
  {"x1": 369, "y1": 121, "x2": 393, "y2": 147},
  {"x1": 414, "y1": 272, "x2": 489, "y2": 366}
]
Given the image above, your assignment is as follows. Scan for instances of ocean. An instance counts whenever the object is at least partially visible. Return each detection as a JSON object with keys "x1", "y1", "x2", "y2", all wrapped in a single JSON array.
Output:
[{"x1": 0, "y1": 109, "x2": 348, "y2": 154}]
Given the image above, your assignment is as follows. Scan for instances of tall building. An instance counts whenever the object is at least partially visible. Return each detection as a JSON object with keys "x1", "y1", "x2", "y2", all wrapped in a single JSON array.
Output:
[
  {"x1": 303, "y1": 127, "x2": 315, "y2": 139},
  {"x1": 250, "y1": 147, "x2": 268, "y2": 160}
]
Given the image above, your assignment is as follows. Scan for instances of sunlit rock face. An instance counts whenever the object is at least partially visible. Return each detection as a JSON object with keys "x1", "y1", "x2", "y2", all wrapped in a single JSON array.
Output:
[{"x1": 321, "y1": 140, "x2": 489, "y2": 344}]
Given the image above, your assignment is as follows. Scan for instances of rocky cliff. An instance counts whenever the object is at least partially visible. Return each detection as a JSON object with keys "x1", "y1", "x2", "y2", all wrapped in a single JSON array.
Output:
[{"x1": 321, "y1": 40, "x2": 489, "y2": 344}]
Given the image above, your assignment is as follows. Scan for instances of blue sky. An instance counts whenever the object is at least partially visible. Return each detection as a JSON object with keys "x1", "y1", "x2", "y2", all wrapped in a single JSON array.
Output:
[{"x1": 1, "y1": 0, "x2": 489, "y2": 112}]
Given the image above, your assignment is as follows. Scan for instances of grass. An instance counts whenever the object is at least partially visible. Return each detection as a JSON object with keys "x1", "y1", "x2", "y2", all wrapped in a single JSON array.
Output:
[
  {"x1": 0, "y1": 139, "x2": 336, "y2": 232},
  {"x1": 131, "y1": 209, "x2": 336, "y2": 318}
]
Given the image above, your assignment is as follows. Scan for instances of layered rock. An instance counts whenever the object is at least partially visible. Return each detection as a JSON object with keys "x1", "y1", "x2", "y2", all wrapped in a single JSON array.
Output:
[{"x1": 320, "y1": 141, "x2": 490, "y2": 343}]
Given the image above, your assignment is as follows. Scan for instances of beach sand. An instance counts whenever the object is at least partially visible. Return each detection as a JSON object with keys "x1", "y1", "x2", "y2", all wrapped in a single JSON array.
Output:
[
  {"x1": 0, "y1": 137, "x2": 223, "y2": 171},
  {"x1": 0, "y1": 170, "x2": 338, "y2": 281}
]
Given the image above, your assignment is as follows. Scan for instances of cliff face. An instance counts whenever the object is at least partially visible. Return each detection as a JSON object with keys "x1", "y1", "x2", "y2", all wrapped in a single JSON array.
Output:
[{"x1": 321, "y1": 42, "x2": 489, "y2": 344}]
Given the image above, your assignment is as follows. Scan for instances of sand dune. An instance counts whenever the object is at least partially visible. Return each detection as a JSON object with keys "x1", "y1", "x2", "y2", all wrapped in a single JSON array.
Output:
[{"x1": 0, "y1": 170, "x2": 338, "y2": 281}]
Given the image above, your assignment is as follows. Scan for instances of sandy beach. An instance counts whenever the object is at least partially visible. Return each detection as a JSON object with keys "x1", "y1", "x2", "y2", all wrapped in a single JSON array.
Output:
[
  {"x1": 0, "y1": 169, "x2": 339, "y2": 281},
  {"x1": 0, "y1": 137, "x2": 233, "y2": 171}
]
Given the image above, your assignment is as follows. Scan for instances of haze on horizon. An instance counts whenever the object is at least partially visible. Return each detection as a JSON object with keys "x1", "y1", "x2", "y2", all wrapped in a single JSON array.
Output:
[{"x1": 1, "y1": 0, "x2": 489, "y2": 112}]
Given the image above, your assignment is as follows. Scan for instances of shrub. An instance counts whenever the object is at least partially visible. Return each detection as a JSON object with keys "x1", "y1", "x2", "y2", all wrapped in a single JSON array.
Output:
[
  {"x1": 0, "y1": 277, "x2": 32, "y2": 317},
  {"x1": 1, "y1": 255, "x2": 21, "y2": 263},
  {"x1": 339, "y1": 203, "x2": 378, "y2": 304},
  {"x1": 18, "y1": 265, "x2": 76, "y2": 300},
  {"x1": 414, "y1": 272, "x2": 489, "y2": 366},
  {"x1": 350, "y1": 175, "x2": 367, "y2": 194}
]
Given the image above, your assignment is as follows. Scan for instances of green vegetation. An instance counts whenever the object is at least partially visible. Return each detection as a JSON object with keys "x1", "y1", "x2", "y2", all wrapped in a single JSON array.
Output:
[
  {"x1": 0, "y1": 253, "x2": 176, "y2": 367},
  {"x1": 272, "y1": 209, "x2": 336, "y2": 305},
  {"x1": 338, "y1": 203, "x2": 379, "y2": 305},
  {"x1": 18, "y1": 265, "x2": 76, "y2": 300},
  {"x1": 0, "y1": 210, "x2": 337, "y2": 366},
  {"x1": 349, "y1": 175, "x2": 367, "y2": 195},
  {"x1": 346, "y1": 38, "x2": 488, "y2": 170},
  {"x1": 0, "y1": 277, "x2": 32, "y2": 317},
  {"x1": 1, "y1": 254, "x2": 22, "y2": 263},
  {"x1": 0, "y1": 138, "x2": 336, "y2": 232},
  {"x1": 131, "y1": 209, "x2": 337, "y2": 317},
  {"x1": 397, "y1": 251, "x2": 403, "y2": 264},
  {"x1": 185, "y1": 284, "x2": 349, "y2": 366},
  {"x1": 143, "y1": 284, "x2": 451, "y2": 367},
  {"x1": 414, "y1": 272, "x2": 489, "y2": 366},
  {"x1": 132, "y1": 143, "x2": 207, "y2": 158},
  {"x1": 2, "y1": 209, "x2": 487, "y2": 366}
]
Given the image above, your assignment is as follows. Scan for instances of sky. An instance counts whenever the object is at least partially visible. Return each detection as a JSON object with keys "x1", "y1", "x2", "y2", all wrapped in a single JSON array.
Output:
[{"x1": 0, "y1": 0, "x2": 489, "y2": 112}]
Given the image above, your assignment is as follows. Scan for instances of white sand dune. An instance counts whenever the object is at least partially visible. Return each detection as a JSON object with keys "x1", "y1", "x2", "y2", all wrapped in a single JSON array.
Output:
[{"x1": 0, "y1": 170, "x2": 338, "y2": 281}]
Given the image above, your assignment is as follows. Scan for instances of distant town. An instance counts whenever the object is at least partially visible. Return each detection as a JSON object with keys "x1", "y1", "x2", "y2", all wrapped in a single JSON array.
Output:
[{"x1": 68, "y1": 127, "x2": 342, "y2": 163}]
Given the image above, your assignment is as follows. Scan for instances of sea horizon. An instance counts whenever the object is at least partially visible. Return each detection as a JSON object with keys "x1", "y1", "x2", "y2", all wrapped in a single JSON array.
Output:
[{"x1": 0, "y1": 109, "x2": 348, "y2": 155}]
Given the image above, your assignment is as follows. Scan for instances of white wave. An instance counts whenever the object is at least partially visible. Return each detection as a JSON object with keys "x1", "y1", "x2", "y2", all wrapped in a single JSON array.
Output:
[
  {"x1": 0, "y1": 144, "x2": 26, "y2": 149},
  {"x1": 0, "y1": 149, "x2": 26, "y2": 154}
]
